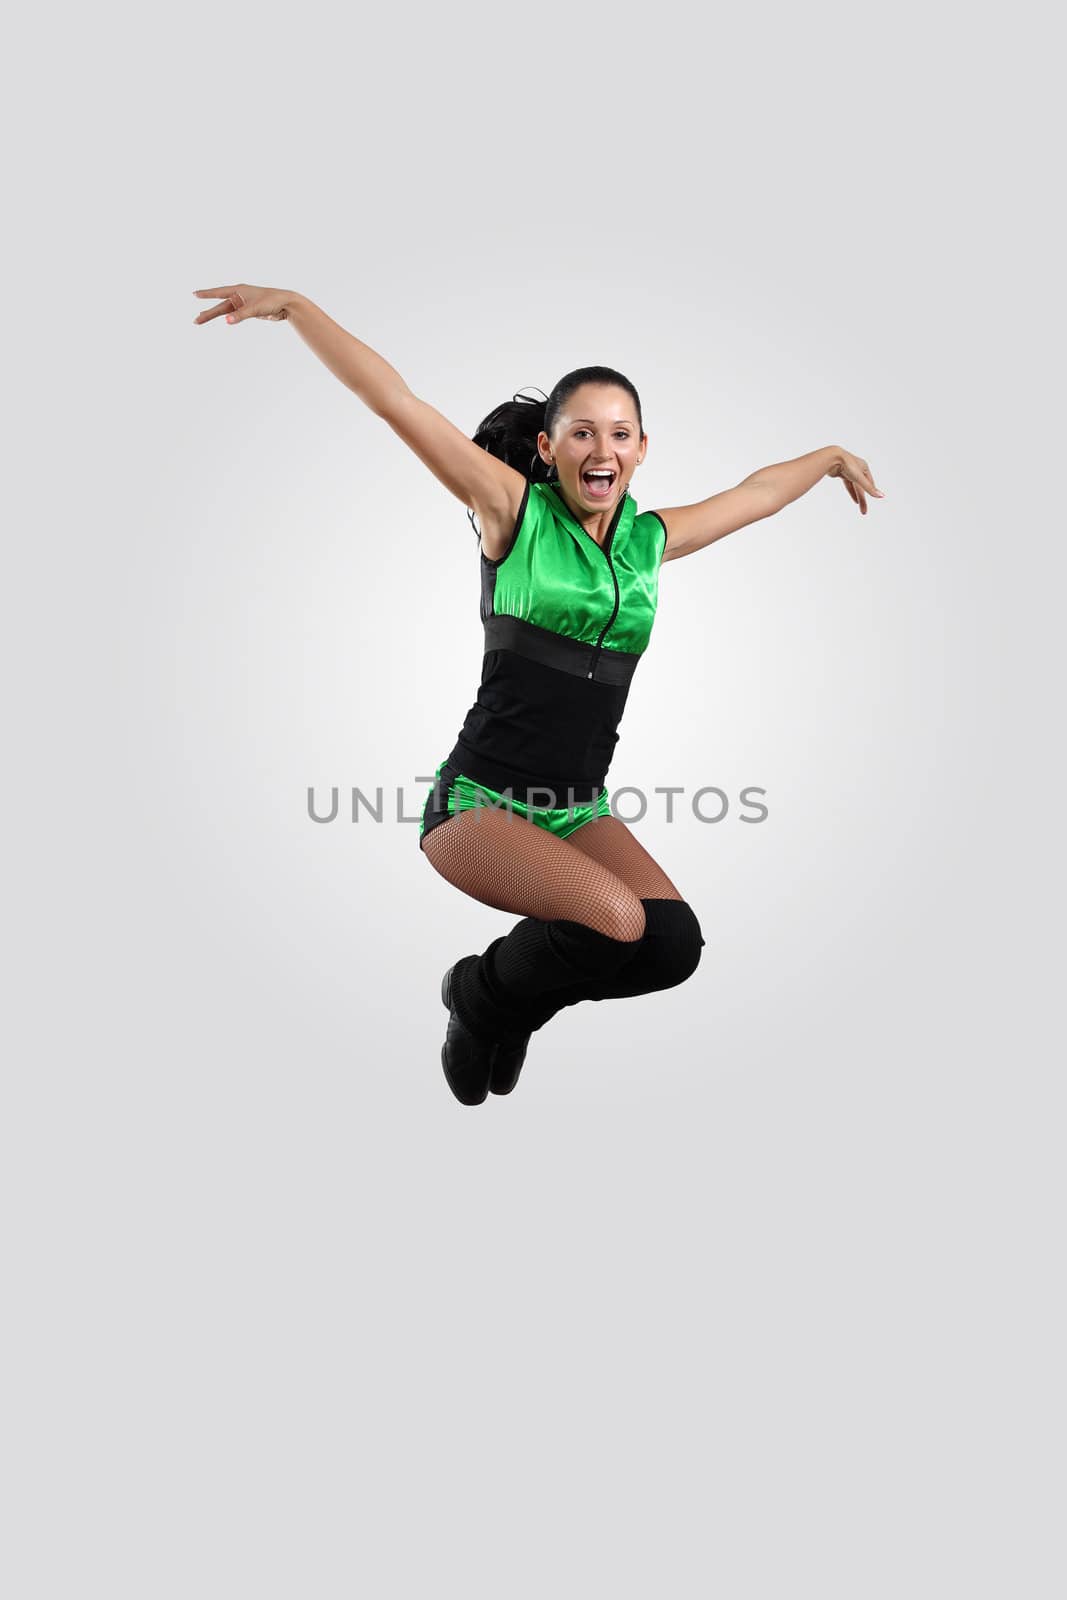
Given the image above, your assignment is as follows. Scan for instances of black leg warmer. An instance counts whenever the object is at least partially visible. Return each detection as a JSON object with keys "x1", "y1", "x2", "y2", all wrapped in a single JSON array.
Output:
[
  {"x1": 531, "y1": 897, "x2": 706, "y2": 1016},
  {"x1": 449, "y1": 916, "x2": 644, "y2": 1041},
  {"x1": 576, "y1": 897, "x2": 705, "y2": 1003}
]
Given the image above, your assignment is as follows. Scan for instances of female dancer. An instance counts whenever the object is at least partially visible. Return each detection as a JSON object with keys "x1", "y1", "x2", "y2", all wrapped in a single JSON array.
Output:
[{"x1": 194, "y1": 284, "x2": 884, "y2": 1105}]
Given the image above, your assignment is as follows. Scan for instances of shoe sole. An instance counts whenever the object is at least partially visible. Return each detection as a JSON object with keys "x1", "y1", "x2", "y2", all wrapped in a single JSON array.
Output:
[{"x1": 489, "y1": 1046, "x2": 526, "y2": 1095}]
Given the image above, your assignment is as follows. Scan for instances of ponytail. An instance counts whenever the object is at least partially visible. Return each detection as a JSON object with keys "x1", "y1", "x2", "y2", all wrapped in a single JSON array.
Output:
[{"x1": 467, "y1": 387, "x2": 555, "y2": 540}]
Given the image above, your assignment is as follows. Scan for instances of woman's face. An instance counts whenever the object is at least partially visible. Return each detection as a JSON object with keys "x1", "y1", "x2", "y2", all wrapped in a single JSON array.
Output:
[{"x1": 538, "y1": 384, "x2": 646, "y2": 512}]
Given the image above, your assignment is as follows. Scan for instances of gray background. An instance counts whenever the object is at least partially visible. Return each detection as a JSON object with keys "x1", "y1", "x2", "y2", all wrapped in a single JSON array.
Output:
[{"x1": 5, "y1": 1, "x2": 1062, "y2": 1595}]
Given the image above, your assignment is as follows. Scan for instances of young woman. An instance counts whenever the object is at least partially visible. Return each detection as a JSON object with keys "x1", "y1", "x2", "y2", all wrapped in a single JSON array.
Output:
[{"x1": 194, "y1": 283, "x2": 885, "y2": 1106}]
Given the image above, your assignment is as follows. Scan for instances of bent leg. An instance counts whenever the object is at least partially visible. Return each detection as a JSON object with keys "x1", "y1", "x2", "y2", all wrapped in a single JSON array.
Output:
[
  {"x1": 567, "y1": 896, "x2": 705, "y2": 1003},
  {"x1": 422, "y1": 806, "x2": 648, "y2": 1039},
  {"x1": 541, "y1": 818, "x2": 705, "y2": 1008},
  {"x1": 560, "y1": 813, "x2": 685, "y2": 900},
  {"x1": 422, "y1": 804, "x2": 646, "y2": 938}
]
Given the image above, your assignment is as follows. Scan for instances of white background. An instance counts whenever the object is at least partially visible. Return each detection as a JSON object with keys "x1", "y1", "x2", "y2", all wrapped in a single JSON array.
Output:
[{"x1": 4, "y1": 1, "x2": 1062, "y2": 1595}]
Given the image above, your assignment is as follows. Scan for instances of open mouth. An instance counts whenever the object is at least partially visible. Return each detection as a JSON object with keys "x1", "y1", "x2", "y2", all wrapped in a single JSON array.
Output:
[{"x1": 581, "y1": 470, "x2": 616, "y2": 499}]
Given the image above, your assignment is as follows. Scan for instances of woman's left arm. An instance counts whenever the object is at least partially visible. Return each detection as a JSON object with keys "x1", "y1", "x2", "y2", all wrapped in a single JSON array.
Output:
[{"x1": 656, "y1": 445, "x2": 886, "y2": 563}]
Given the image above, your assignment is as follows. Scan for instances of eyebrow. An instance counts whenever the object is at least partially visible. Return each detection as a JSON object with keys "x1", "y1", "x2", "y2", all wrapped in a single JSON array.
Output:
[{"x1": 571, "y1": 418, "x2": 634, "y2": 426}]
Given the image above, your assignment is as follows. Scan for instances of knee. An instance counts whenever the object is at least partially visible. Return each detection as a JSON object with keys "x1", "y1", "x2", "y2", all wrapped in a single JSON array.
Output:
[
  {"x1": 640, "y1": 898, "x2": 706, "y2": 990},
  {"x1": 574, "y1": 890, "x2": 646, "y2": 945},
  {"x1": 603, "y1": 894, "x2": 646, "y2": 944},
  {"x1": 548, "y1": 913, "x2": 645, "y2": 980}
]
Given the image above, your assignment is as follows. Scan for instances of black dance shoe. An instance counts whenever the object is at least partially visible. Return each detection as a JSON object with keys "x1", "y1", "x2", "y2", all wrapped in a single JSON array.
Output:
[
  {"x1": 489, "y1": 1034, "x2": 530, "y2": 1096},
  {"x1": 440, "y1": 962, "x2": 497, "y2": 1106}
]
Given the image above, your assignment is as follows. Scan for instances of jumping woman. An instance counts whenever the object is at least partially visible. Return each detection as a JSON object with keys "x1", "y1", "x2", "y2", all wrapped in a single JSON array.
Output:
[{"x1": 194, "y1": 283, "x2": 885, "y2": 1105}]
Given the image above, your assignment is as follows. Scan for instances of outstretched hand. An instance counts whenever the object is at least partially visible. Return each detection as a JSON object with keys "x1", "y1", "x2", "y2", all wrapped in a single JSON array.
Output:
[
  {"x1": 829, "y1": 448, "x2": 886, "y2": 515},
  {"x1": 193, "y1": 284, "x2": 295, "y2": 324}
]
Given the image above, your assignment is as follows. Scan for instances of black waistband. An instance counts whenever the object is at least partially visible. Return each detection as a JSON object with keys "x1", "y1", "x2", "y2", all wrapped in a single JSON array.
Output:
[
  {"x1": 447, "y1": 742, "x2": 606, "y2": 806},
  {"x1": 482, "y1": 613, "x2": 640, "y2": 687}
]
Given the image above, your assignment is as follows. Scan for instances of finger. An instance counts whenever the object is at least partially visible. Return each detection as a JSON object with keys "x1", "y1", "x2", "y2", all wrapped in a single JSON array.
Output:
[
  {"x1": 194, "y1": 301, "x2": 232, "y2": 324},
  {"x1": 194, "y1": 286, "x2": 240, "y2": 298},
  {"x1": 860, "y1": 459, "x2": 885, "y2": 498},
  {"x1": 193, "y1": 288, "x2": 246, "y2": 325}
]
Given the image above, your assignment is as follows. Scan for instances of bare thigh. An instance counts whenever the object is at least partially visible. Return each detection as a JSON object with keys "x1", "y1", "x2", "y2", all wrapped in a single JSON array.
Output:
[
  {"x1": 562, "y1": 815, "x2": 686, "y2": 901},
  {"x1": 421, "y1": 807, "x2": 646, "y2": 942}
]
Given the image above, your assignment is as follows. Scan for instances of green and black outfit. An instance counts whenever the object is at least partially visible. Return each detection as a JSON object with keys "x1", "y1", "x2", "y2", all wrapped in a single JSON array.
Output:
[
  {"x1": 421, "y1": 477, "x2": 706, "y2": 1055},
  {"x1": 419, "y1": 479, "x2": 668, "y2": 845}
]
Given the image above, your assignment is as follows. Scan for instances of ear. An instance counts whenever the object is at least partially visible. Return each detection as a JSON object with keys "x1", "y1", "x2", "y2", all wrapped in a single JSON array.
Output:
[{"x1": 535, "y1": 428, "x2": 553, "y2": 468}]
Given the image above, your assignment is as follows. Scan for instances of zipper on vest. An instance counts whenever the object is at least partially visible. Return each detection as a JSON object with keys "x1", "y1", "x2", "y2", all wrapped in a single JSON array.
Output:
[
  {"x1": 588, "y1": 563, "x2": 621, "y2": 678},
  {"x1": 547, "y1": 485, "x2": 626, "y2": 682},
  {"x1": 587, "y1": 525, "x2": 623, "y2": 679}
]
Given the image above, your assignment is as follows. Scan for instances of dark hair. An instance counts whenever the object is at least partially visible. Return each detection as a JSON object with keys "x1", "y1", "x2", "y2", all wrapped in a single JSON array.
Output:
[{"x1": 467, "y1": 366, "x2": 645, "y2": 539}]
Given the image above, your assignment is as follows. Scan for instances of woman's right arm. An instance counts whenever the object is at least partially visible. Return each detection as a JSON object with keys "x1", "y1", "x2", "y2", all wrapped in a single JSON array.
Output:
[
  {"x1": 286, "y1": 293, "x2": 407, "y2": 416},
  {"x1": 285, "y1": 293, "x2": 525, "y2": 539}
]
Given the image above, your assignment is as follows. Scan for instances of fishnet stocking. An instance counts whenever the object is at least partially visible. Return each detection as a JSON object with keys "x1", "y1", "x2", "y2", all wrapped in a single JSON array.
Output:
[
  {"x1": 561, "y1": 813, "x2": 685, "y2": 901},
  {"x1": 422, "y1": 807, "x2": 652, "y2": 940}
]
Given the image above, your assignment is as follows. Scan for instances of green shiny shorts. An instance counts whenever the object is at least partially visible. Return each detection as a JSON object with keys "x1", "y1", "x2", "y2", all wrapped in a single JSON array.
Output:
[{"x1": 419, "y1": 756, "x2": 612, "y2": 850}]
